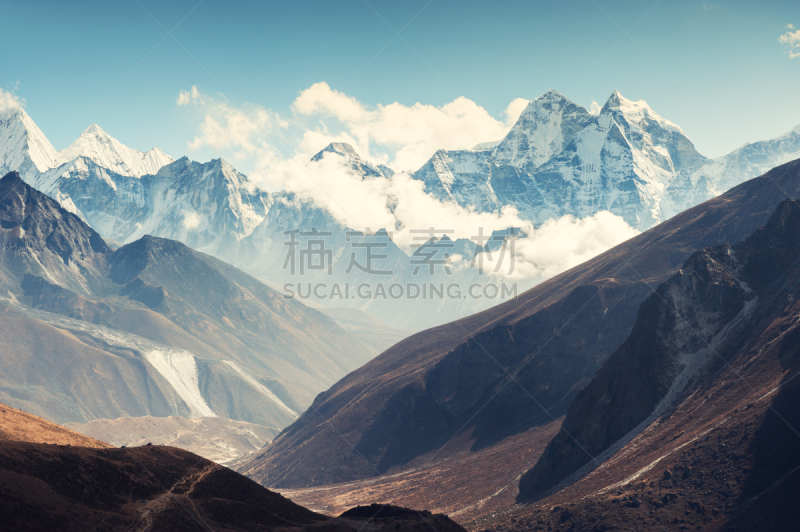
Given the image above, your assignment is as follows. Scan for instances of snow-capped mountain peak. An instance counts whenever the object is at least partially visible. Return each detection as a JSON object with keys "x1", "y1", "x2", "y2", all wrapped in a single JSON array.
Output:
[
  {"x1": 493, "y1": 89, "x2": 595, "y2": 170},
  {"x1": 310, "y1": 142, "x2": 391, "y2": 178},
  {"x1": 601, "y1": 90, "x2": 684, "y2": 135},
  {"x1": 0, "y1": 106, "x2": 65, "y2": 181},
  {"x1": 541, "y1": 88, "x2": 566, "y2": 100},
  {"x1": 598, "y1": 90, "x2": 706, "y2": 178},
  {"x1": 60, "y1": 123, "x2": 174, "y2": 178}
]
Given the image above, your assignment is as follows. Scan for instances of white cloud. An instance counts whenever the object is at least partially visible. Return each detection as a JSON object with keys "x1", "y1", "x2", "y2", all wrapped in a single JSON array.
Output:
[
  {"x1": 291, "y1": 82, "x2": 519, "y2": 171},
  {"x1": 179, "y1": 83, "x2": 527, "y2": 171},
  {"x1": 177, "y1": 85, "x2": 204, "y2": 106},
  {"x1": 478, "y1": 211, "x2": 639, "y2": 281},
  {"x1": 0, "y1": 87, "x2": 24, "y2": 112},
  {"x1": 178, "y1": 87, "x2": 285, "y2": 158},
  {"x1": 503, "y1": 97, "x2": 530, "y2": 127},
  {"x1": 182, "y1": 211, "x2": 200, "y2": 230},
  {"x1": 780, "y1": 25, "x2": 800, "y2": 59},
  {"x1": 589, "y1": 100, "x2": 602, "y2": 115},
  {"x1": 249, "y1": 149, "x2": 526, "y2": 246}
]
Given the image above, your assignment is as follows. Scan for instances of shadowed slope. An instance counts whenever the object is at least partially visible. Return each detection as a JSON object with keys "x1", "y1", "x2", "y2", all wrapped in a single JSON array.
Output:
[{"x1": 243, "y1": 159, "x2": 800, "y2": 490}]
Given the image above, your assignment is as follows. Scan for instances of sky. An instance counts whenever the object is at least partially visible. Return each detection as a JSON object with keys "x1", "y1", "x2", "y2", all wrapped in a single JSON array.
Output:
[{"x1": 2, "y1": 0, "x2": 800, "y2": 171}]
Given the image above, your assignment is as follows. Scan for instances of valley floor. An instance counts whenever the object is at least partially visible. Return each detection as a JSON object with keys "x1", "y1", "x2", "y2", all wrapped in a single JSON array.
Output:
[{"x1": 278, "y1": 419, "x2": 562, "y2": 524}]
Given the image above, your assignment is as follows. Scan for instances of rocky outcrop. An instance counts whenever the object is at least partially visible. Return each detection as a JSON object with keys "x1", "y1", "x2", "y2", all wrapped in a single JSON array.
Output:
[{"x1": 518, "y1": 198, "x2": 800, "y2": 500}]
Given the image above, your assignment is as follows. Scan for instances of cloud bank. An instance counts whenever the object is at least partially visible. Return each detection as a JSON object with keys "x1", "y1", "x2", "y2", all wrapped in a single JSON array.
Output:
[
  {"x1": 177, "y1": 84, "x2": 640, "y2": 280},
  {"x1": 291, "y1": 82, "x2": 528, "y2": 171}
]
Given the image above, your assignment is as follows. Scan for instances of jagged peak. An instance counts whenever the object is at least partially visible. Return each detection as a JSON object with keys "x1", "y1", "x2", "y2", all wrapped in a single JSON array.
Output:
[
  {"x1": 0, "y1": 107, "x2": 66, "y2": 174},
  {"x1": 82, "y1": 123, "x2": 107, "y2": 137},
  {"x1": 601, "y1": 90, "x2": 684, "y2": 134},
  {"x1": 312, "y1": 142, "x2": 363, "y2": 162},
  {"x1": 601, "y1": 89, "x2": 625, "y2": 111},
  {"x1": 758, "y1": 198, "x2": 800, "y2": 238},
  {"x1": 327, "y1": 141, "x2": 357, "y2": 153},
  {"x1": 311, "y1": 142, "x2": 389, "y2": 178},
  {"x1": 60, "y1": 123, "x2": 174, "y2": 178},
  {"x1": 538, "y1": 88, "x2": 567, "y2": 101},
  {"x1": 512, "y1": 89, "x2": 587, "y2": 119}
]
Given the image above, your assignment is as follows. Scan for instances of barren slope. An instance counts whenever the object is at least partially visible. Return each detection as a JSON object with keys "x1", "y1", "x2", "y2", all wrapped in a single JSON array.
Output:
[{"x1": 243, "y1": 159, "x2": 800, "y2": 489}]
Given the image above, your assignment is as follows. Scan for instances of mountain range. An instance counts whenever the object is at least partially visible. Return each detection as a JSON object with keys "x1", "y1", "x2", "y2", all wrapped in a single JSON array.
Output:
[
  {"x1": 3, "y1": 91, "x2": 800, "y2": 330},
  {"x1": 411, "y1": 89, "x2": 800, "y2": 231}
]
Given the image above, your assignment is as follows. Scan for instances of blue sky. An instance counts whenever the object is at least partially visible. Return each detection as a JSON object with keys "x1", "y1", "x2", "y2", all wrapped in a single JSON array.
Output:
[{"x1": 2, "y1": 0, "x2": 800, "y2": 165}]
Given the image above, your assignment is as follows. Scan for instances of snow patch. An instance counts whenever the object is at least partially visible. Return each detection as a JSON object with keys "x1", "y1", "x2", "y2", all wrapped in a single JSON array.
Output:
[{"x1": 144, "y1": 349, "x2": 216, "y2": 418}]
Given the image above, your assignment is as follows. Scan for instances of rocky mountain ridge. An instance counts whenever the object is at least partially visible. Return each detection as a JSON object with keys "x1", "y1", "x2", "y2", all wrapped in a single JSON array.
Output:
[{"x1": 0, "y1": 171, "x2": 372, "y2": 436}]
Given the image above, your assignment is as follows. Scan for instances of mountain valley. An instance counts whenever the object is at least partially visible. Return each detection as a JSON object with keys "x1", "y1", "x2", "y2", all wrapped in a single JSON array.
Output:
[{"x1": 3, "y1": 87, "x2": 800, "y2": 531}]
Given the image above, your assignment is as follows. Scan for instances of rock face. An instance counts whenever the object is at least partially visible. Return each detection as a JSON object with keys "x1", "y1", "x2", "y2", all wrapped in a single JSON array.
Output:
[
  {"x1": 0, "y1": 171, "x2": 109, "y2": 293},
  {"x1": 518, "y1": 197, "x2": 800, "y2": 500},
  {"x1": 239, "y1": 159, "x2": 800, "y2": 490},
  {"x1": 473, "y1": 201, "x2": 800, "y2": 532},
  {"x1": 0, "y1": 171, "x2": 373, "y2": 434}
]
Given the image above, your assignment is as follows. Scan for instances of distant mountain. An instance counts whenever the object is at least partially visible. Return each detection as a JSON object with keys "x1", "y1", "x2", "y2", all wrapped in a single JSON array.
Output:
[
  {"x1": 0, "y1": 171, "x2": 372, "y2": 435},
  {"x1": 493, "y1": 89, "x2": 595, "y2": 170},
  {"x1": 240, "y1": 159, "x2": 800, "y2": 493},
  {"x1": 31, "y1": 155, "x2": 272, "y2": 257},
  {"x1": 413, "y1": 90, "x2": 709, "y2": 229},
  {"x1": 662, "y1": 124, "x2": 800, "y2": 219},
  {"x1": 0, "y1": 107, "x2": 64, "y2": 182},
  {"x1": 1, "y1": 110, "x2": 264, "y2": 257},
  {"x1": 0, "y1": 402, "x2": 467, "y2": 532},
  {"x1": 231, "y1": 144, "x2": 520, "y2": 331},
  {"x1": 5, "y1": 101, "x2": 800, "y2": 332},
  {"x1": 60, "y1": 123, "x2": 173, "y2": 177},
  {"x1": 311, "y1": 141, "x2": 393, "y2": 178},
  {"x1": 65, "y1": 415, "x2": 279, "y2": 465}
]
